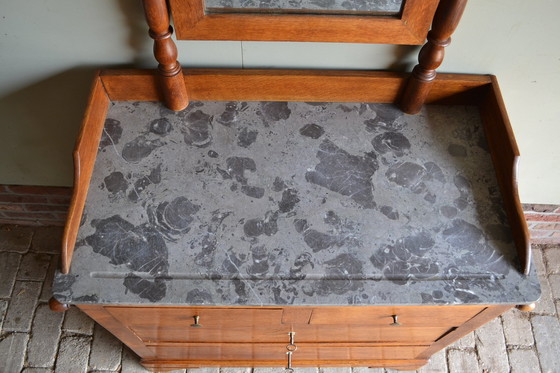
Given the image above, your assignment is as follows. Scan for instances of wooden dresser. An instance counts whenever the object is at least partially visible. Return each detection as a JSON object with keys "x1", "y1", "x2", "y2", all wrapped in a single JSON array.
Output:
[
  {"x1": 51, "y1": 0, "x2": 540, "y2": 371},
  {"x1": 77, "y1": 304, "x2": 506, "y2": 370}
]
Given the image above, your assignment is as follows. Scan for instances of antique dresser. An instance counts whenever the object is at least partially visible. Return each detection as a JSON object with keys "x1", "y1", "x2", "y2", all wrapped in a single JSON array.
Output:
[{"x1": 51, "y1": 0, "x2": 541, "y2": 371}]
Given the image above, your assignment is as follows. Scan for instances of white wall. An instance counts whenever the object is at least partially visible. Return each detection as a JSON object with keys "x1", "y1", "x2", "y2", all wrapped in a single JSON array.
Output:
[{"x1": 1, "y1": 0, "x2": 558, "y2": 203}]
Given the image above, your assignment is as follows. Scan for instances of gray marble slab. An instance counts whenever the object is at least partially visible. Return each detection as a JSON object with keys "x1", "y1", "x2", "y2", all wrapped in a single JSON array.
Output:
[
  {"x1": 205, "y1": 0, "x2": 403, "y2": 14},
  {"x1": 53, "y1": 101, "x2": 540, "y2": 307}
]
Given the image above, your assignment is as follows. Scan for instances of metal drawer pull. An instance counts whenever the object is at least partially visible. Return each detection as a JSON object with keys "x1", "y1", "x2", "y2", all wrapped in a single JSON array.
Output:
[
  {"x1": 390, "y1": 315, "x2": 401, "y2": 326},
  {"x1": 190, "y1": 315, "x2": 202, "y2": 328},
  {"x1": 285, "y1": 332, "x2": 297, "y2": 372}
]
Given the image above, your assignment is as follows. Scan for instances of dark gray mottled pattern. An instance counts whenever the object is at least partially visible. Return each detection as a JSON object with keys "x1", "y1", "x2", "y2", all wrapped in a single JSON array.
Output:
[
  {"x1": 54, "y1": 101, "x2": 540, "y2": 306},
  {"x1": 205, "y1": 0, "x2": 402, "y2": 13}
]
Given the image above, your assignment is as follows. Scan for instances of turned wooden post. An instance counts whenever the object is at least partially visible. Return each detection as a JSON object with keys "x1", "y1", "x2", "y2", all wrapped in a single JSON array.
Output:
[
  {"x1": 400, "y1": 0, "x2": 468, "y2": 114},
  {"x1": 142, "y1": 0, "x2": 189, "y2": 111}
]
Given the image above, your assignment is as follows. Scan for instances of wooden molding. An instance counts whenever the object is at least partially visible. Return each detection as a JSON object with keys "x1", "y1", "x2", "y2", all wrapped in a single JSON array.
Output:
[
  {"x1": 61, "y1": 73, "x2": 109, "y2": 274},
  {"x1": 168, "y1": 0, "x2": 439, "y2": 44},
  {"x1": 480, "y1": 76, "x2": 531, "y2": 275},
  {"x1": 99, "y1": 69, "x2": 491, "y2": 104},
  {"x1": 141, "y1": 358, "x2": 428, "y2": 370}
]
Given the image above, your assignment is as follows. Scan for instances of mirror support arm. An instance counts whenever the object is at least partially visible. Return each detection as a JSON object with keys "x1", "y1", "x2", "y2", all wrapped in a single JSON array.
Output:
[{"x1": 142, "y1": 0, "x2": 189, "y2": 111}]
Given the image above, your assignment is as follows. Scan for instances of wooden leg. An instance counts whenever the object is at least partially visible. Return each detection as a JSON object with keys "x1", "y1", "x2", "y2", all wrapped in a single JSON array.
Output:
[
  {"x1": 49, "y1": 297, "x2": 70, "y2": 312},
  {"x1": 400, "y1": 0, "x2": 469, "y2": 114},
  {"x1": 516, "y1": 303, "x2": 536, "y2": 312},
  {"x1": 142, "y1": 0, "x2": 189, "y2": 111}
]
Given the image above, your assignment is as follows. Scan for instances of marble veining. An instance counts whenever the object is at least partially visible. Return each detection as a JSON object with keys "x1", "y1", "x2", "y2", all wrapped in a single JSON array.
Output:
[
  {"x1": 53, "y1": 101, "x2": 540, "y2": 306},
  {"x1": 205, "y1": 0, "x2": 403, "y2": 14}
]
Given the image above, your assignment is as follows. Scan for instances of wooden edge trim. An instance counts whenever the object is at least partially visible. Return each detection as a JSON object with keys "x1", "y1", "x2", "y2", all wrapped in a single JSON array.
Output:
[
  {"x1": 168, "y1": 0, "x2": 205, "y2": 29},
  {"x1": 100, "y1": 70, "x2": 157, "y2": 102},
  {"x1": 78, "y1": 305, "x2": 155, "y2": 358},
  {"x1": 479, "y1": 76, "x2": 530, "y2": 275},
  {"x1": 417, "y1": 305, "x2": 511, "y2": 359},
  {"x1": 61, "y1": 73, "x2": 110, "y2": 274},
  {"x1": 186, "y1": 69, "x2": 406, "y2": 103},
  {"x1": 89, "y1": 303, "x2": 486, "y2": 311},
  {"x1": 140, "y1": 358, "x2": 428, "y2": 369},
  {"x1": 400, "y1": 0, "x2": 440, "y2": 44},
  {"x1": 190, "y1": 15, "x2": 419, "y2": 45},
  {"x1": 169, "y1": 0, "x2": 438, "y2": 44},
  {"x1": 146, "y1": 341, "x2": 431, "y2": 347},
  {"x1": 512, "y1": 154, "x2": 530, "y2": 274},
  {"x1": 99, "y1": 69, "x2": 491, "y2": 104}
]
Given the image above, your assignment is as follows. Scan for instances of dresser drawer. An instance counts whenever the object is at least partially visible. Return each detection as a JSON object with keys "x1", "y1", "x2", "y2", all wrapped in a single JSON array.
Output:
[
  {"x1": 147, "y1": 342, "x2": 429, "y2": 361},
  {"x1": 294, "y1": 325, "x2": 452, "y2": 343},
  {"x1": 105, "y1": 305, "x2": 483, "y2": 344},
  {"x1": 310, "y1": 305, "x2": 483, "y2": 327},
  {"x1": 106, "y1": 307, "x2": 287, "y2": 343}
]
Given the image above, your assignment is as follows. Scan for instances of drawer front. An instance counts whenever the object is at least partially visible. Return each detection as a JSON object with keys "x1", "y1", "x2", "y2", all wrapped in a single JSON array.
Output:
[
  {"x1": 106, "y1": 307, "x2": 287, "y2": 343},
  {"x1": 148, "y1": 342, "x2": 429, "y2": 361},
  {"x1": 104, "y1": 305, "x2": 482, "y2": 344},
  {"x1": 309, "y1": 305, "x2": 483, "y2": 327},
  {"x1": 294, "y1": 324, "x2": 452, "y2": 343}
]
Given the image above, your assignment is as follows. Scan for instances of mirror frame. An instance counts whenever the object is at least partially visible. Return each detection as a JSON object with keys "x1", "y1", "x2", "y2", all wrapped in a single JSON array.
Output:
[{"x1": 168, "y1": 0, "x2": 440, "y2": 44}]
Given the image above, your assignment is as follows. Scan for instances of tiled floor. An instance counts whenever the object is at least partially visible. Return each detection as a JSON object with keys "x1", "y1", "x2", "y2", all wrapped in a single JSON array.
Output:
[{"x1": 1, "y1": 224, "x2": 559, "y2": 373}]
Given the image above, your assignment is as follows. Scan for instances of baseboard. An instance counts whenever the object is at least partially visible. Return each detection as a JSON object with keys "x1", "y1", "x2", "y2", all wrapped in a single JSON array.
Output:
[
  {"x1": 0, "y1": 185, "x2": 71, "y2": 226},
  {"x1": 523, "y1": 204, "x2": 560, "y2": 245}
]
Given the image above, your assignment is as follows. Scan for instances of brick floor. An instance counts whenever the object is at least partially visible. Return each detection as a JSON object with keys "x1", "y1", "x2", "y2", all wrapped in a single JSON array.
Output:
[{"x1": 0, "y1": 225, "x2": 558, "y2": 373}]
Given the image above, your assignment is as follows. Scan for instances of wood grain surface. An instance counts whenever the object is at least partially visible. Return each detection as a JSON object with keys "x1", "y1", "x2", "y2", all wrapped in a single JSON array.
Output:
[
  {"x1": 61, "y1": 73, "x2": 109, "y2": 274},
  {"x1": 99, "y1": 69, "x2": 491, "y2": 104},
  {"x1": 168, "y1": 0, "x2": 439, "y2": 44},
  {"x1": 142, "y1": 0, "x2": 189, "y2": 110},
  {"x1": 479, "y1": 76, "x2": 531, "y2": 275},
  {"x1": 400, "y1": 0, "x2": 469, "y2": 113}
]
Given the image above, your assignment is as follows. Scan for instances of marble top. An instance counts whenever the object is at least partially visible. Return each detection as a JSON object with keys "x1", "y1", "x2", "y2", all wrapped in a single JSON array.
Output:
[
  {"x1": 205, "y1": 0, "x2": 403, "y2": 14},
  {"x1": 53, "y1": 101, "x2": 540, "y2": 307}
]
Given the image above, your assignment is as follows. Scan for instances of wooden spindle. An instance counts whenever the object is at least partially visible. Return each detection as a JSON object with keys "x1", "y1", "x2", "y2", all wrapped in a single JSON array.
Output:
[
  {"x1": 142, "y1": 0, "x2": 189, "y2": 111},
  {"x1": 400, "y1": 0, "x2": 468, "y2": 114}
]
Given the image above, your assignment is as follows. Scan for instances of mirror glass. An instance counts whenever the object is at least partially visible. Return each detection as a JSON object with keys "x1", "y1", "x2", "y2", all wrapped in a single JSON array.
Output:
[{"x1": 204, "y1": 0, "x2": 404, "y2": 15}]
